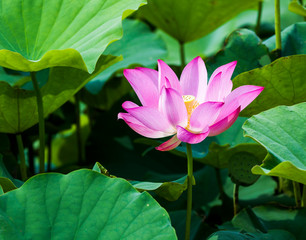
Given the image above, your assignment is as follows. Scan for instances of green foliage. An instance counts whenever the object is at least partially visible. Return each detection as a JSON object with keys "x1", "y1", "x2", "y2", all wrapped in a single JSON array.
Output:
[
  {"x1": 93, "y1": 161, "x2": 187, "y2": 201},
  {"x1": 206, "y1": 29, "x2": 270, "y2": 78},
  {"x1": 230, "y1": 205, "x2": 306, "y2": 239},
  {"x1": 233, "y1": 55, "x2": 306, "y2": 117},
  {"x1": 0, "y1": 155, "x2": 23, "y2": 188},
  {"x1": 0, "y1": 177, "x2": 17, "y2": 193},
  {"x1": 0, "y1": 170, "x2": 177, "y2": 239},
  {"x1": 264, "y1": 22, "x2": 306, "y2": 56},
  {"x1": 0, "y1": 0, "x2": 146, "y2": 73},
  {"x1": 0, "y1": 0, "x2": 304, "y2": 239},
  {"x1": 132, "y1": 176, "x2": 187, "y2": 201},
  {"x1": 223, "y1": 176, "x2": 277, "y2": 203},
  {"x1": 228, "y1": 146, "x2": 266, "y2": 186},
  {"x1": 84, "y1": 19, "x2": 167, "y2": 95},
  {"x1": 0, "y1": 55, "x2": 120, "y2": 133},
  {"x1": 289, "y1": 0, "x2": 306, "y2": 17},
  {"x1": 46, "y1": 114, "x2": 90, "y2": 168},
  {"x1": 139, "y1": 0, "x2": 258, "y2": 43},
  {"x1": 243, "y1": 103, "x2": 306, "y2": 184}
]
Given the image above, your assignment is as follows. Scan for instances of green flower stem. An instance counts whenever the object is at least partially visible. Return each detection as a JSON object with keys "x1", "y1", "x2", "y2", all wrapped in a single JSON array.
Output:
[
  {"x1": 293, "y1": 181, "x2": 302, "y2": 208},
  {"x1": 255, "y1": 0, "x2": 263, "y2": 35},
  {"x1": 233, "y1": 183, "x2": 240, "y2": 216},
  {"x1": 185, "y1": 143, "x2": 193, "y2": 240},
  {"x1": 274, "y1": 0, "x2": 282, "y2": 57},
  {"x1": 31, "y1": 72, "x2": 45, "y2": 173},
  {"x1": 180, "y1": 41, "x2": 186, "y2": 72},
  {"x1": 16, "y1": 134, "x2": 27, "y2": 181},
  {"x1": 47, "y1": 134, "x2": 52, "y2": 172},
  {"x1": 302, "y1": 185, "x2": 306, "y2": 207},
  {"x1": 75, "y1": 93, "x2": 84, "y2": 165}
]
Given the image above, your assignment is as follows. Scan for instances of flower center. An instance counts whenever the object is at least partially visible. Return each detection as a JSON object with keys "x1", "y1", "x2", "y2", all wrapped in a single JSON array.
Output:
[{"x1": 183, "y1": 95, "x2": 199, "y2": 127}]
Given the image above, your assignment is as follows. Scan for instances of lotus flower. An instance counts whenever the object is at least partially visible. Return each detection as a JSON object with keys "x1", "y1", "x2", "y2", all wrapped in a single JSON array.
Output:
[{"x1": 118, "y1": 57, "x2": 263, "y2": 151}]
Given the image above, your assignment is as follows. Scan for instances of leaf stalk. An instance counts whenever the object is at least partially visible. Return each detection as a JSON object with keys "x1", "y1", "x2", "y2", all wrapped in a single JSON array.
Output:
[
  {"x1": 31, "y1": 72, "x2": 45, "y2": 173},
  {"x1": 185, "y1": 143, "x2": 193, "y2": 240}
]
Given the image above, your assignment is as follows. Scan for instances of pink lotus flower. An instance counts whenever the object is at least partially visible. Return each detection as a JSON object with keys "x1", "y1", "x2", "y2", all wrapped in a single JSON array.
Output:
[{"x1": 118, "y1": 57, "x2": 263, "y2": 151}]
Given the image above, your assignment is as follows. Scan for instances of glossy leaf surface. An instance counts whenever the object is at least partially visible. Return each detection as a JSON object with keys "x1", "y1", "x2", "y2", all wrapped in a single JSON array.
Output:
[
  {"x1": 243, "y1": 103, "x2": 306, "y2": 184},
  {"x1": 0, "y1": 169, "x2": 177, "y2": 239},
  {"x1": 0, "y1": 0, "x2": 146, "y2": 73},
  {"x1": 233, "y1": 55, "x2": 306, "y2": 117}
]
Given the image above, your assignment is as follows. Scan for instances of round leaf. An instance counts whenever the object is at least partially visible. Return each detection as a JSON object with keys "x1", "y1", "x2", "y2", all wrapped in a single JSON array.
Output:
[
  {"x1": 0, "y1": 0, "x2": 146, "y2": 73},
  {"x1": 233, "y1": 55, "x2": 306, "y2": 117},
  {"x1": 138, "y1": 0, "x2": 258, "y2": 43},
  {"x1": 243, "y1": 103, "x2": 306, "y2": 184},
  {"x1": 0, "y1": 55, "x2": 120, "y2": 133},
  {"x1": 0, "y1": 169, "x2": 177, "y2": 239}
]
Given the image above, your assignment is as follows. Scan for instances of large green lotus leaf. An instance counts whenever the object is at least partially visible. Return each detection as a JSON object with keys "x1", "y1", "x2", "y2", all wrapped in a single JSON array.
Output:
[
  {"x1": 85, "y1": 19, "x2": 167, "y2": 95},
  {"x1": 138, "y1": 0, "x2": 258, "y2": 43},
  {"x1": 232, "y1": 55, "x2": 306, "y2": 117},
  {"x1": 0, "y1": 55, "x2": 120, "y2": 133},
  {"x1": 155, "y1": 12, "x2": 259, "y2": 65},
  {"x1": 0, "y1": 169, "x2": 177, "y2": 240},
  {"x1": 242, "y1": 103, "x2": 306, "y2": 184},
  {"x1": 159, "y1": 0, "x2": 303, "y2": 66},
  {"x1": 206, "y1": 29, "x2": 270, "y2": 78},
  {"x1": 264, "y1": 22, "x2": 306, "y2": 56},
  {"x1": 0, "y1": 0, "x2": 146, "y2": 73},
  {"x1": 249, "y1": 206, "x2": 306, "y2": 239}
]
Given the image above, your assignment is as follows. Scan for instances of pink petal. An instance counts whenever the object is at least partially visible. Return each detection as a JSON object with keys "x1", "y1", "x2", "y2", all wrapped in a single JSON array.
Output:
[
  {"x1": 118, "y1": 113, "x2": 171, "y2": 138},
  {"x1": 158, "y1": 60, "x2": 182, "y2": 94},
  {"x1": 177, "y1": 126, "x2": 209, "y2": 144},
  {"x1": 208, "y1": 106, "x2": 240, "y2": 136},
  {"x1": 225, "y1": 85, "x2": 264, "y2": 110},
  {"x1": 205, "y1": 61, "x2": 237, "y2": 102},
  {"x1": 159, "y1": 87, "x2": 188, "y2": 128},
  {"x1": 156, "y1": 135, "x2": 181, "y2": 151},
  {"x1": 124, "y1": 105, "x2": 175, "y2": 134},
  {"x1": 135, "y1": 67, "x2": 159, "y2": 89},
  {"x1": 122, "y1": 101, "x2": 139, "y2": 110},
  {"x1": 180, "y1": 56, "x2": 207, "y2": 103},
  {"x1": 217, "y1": 85, "x2": 264, "y2": 121},
  {"x1": 123, "y1": 68, "x2": 159, "y2": 108},
  {"x1": 189, "y1": 102, "x2": 224, "y2": 132}
]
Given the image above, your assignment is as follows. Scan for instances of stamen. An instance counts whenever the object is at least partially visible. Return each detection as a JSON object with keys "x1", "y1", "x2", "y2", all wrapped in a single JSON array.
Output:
[
  {"x1": 183, "y1": 95, "x2": 199, "y2": 128},
  {"x1": 183, "y1": 95, "x2": 195, "y2": 116}
]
